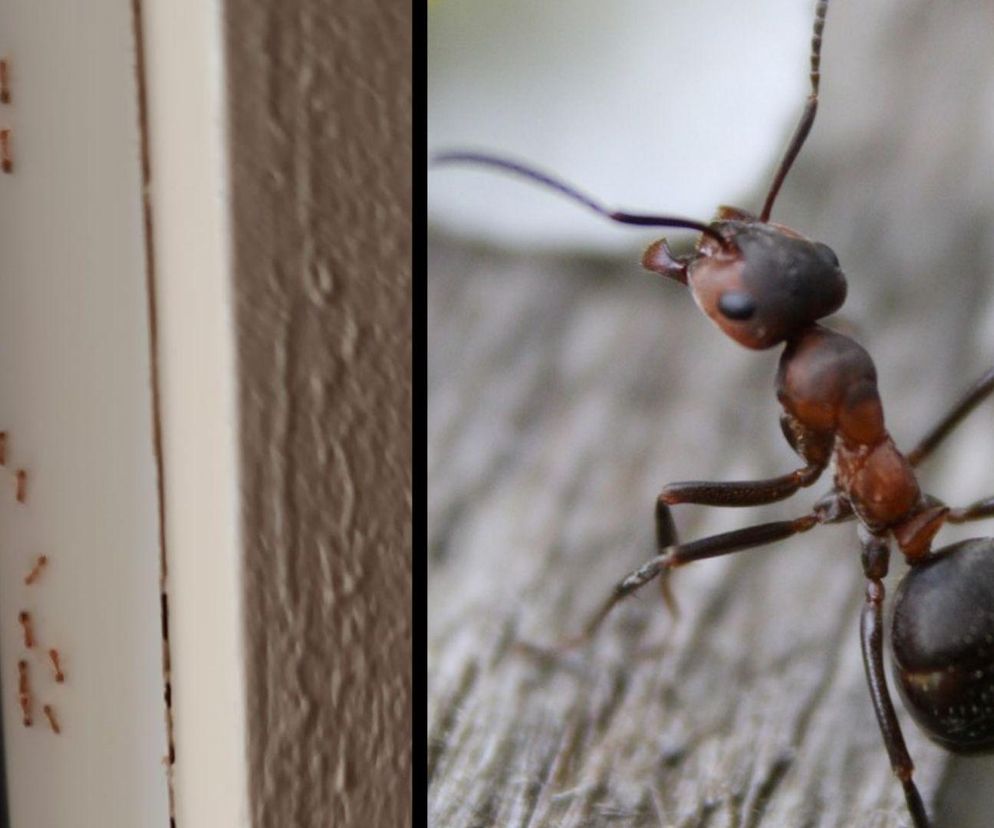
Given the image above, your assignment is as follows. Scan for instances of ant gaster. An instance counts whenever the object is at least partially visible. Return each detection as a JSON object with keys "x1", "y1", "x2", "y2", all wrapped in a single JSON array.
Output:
[{"x1": 434, "y1": 2, "x2": 994, "y2": 826}]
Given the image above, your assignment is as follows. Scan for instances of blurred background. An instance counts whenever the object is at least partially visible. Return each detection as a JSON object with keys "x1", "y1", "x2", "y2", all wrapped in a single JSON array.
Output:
[{"x1": 428, "y1": 1, "x2": 994, "y2": 825}]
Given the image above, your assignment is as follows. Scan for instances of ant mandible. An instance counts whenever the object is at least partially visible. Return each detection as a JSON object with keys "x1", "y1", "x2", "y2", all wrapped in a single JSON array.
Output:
[{"x1": 434, "y1": 2, "x2": 994, "y2": 826}]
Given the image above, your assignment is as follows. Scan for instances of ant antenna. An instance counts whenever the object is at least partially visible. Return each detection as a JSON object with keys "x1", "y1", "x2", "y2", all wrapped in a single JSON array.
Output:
[
  {"x1": 433, "y1": 151, "x2": 729, "y2": 249},
  {"x1": 760, "y1": 0, "x2": 830, "y2": 222}
]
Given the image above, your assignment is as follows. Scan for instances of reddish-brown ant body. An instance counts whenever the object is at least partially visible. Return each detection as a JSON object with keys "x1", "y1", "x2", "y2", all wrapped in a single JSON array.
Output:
[
  {"x1": 42, "y1": 703, "x2": 60, "y2": 735},
  {"x1": 435, "y1": 2, "x2": 994, "y2": 826},
  {"x1": 17, "y1": 660, "x2": 31, "y2": 727},
  {"x1": 25, "y1": 555, "x2": 48, "y2": 586},
  {"x1": 18, "y1": 610, "x2": 35, "y2": 649},
  {"x1": 48, "y1": 648, "x2": 65, "y2": 684}
]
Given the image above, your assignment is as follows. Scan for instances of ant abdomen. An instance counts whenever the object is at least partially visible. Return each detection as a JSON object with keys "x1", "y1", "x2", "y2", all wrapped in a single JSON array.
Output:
[{"x1": 891, "y1": 538, "x2": 994, "y2": 753}]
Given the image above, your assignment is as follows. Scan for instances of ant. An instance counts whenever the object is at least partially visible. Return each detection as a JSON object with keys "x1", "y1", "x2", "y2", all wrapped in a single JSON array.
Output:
[{"x1": 433, "y1": 2, "x2": 994, "y2": 826}]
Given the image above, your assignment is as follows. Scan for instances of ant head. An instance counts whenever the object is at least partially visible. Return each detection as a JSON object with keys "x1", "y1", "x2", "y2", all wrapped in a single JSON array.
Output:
[{"x1": 643, "y1": 207, "x2": 847, "y2": 350}]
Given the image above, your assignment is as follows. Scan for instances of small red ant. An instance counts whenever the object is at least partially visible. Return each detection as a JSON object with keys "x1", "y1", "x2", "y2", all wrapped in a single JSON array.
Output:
[
  {"x1": 15, "y1": 468, "x2": 27, "y2": 503},
  {"x1": 0, "y1": 59, "x2": 9, "y2": 105},
  {"x1": 42, "y1": 704, "x2": 60, "y2": 735},
  {"x1": 18, "y1": 610, "x2": 34, "y2": 649},
  {"x1": 0, "y1": 128, "x2": 11, "y2": 174},
  {"x1": 25, "y1": 555, "x2": 48, "y2": 586},
  {"x1": 434, "y1": 2, "x2": 994, "y2": 825},
  {"x1": 17, "y1": 660, "x2": 31, "y2": 727},
  {"x1": 48, "y1": 648, "x2": 65, "y2": 684}
]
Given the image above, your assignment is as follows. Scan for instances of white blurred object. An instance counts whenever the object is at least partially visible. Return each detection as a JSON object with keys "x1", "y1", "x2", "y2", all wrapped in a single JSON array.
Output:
[{"x1": 428, "y1": 0, "x2": 812, "y2": 251}]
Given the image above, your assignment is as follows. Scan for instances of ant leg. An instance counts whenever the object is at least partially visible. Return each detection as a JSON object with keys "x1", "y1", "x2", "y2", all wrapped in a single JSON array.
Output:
[
  {"x1": 659, "y1": 462, "x2": 824, "y2": 508},
  {"x1": 947, "y1": 496, "x2": 994, "y2": 524},
  {"x1": 858, "y1": 531, "x2": 931, "y2": 828},
  {"x1": 655, "y1": 499, "x2": 680, "y2": 615},
  {"x1": 560, "y1": 512, "x2": 819, "y2": 648},
  {"x1": 907, "y1": 366, "x2": 994, "y2": 467}
]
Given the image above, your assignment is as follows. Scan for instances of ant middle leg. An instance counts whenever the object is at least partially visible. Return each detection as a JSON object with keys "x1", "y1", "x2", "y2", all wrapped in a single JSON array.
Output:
[
  {"x1": 858, "y1": 530, "x2": 931, "y2": 828},
  {"x1": 560, "y1": 511, "x2": 820, "y2": 649},
  {"x1": 908, "y1": 366, "x2": 994, "y2": 467}
]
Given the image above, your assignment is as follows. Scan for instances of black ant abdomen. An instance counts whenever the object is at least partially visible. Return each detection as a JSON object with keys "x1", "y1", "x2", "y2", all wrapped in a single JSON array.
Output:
[{"x1": 892, "y1": 538, "x2": 994, "y2": 753}]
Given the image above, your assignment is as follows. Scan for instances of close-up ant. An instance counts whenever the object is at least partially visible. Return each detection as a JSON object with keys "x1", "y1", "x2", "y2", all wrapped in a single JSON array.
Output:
[{"x1": 429, "y1": 1, "x2": 994, "y2": 826}]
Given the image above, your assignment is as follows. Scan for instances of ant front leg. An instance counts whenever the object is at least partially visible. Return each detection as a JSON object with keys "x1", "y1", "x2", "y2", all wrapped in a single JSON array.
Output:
[
  {"x1": 659, "y1": 462, "x2": 825, "y2": 509},
  {"x1": 559, "y1": 511, "x2": 820, "y2": 649},
  {"x1": 858, "y1": 529, "x2": 931, "y2": 828}
]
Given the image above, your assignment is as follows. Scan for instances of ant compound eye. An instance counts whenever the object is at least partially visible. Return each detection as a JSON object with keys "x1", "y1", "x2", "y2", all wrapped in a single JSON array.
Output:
[
  {"x1": 717, "y1": 291, "x2": 757, "y2": 321},
  {"x1": 813, "y1": 242, "x2": 840, "y2": 269}
]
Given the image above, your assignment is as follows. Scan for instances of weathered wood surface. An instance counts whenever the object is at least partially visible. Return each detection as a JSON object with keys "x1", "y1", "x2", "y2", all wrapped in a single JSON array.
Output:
[{"x1": 428, "y1": 2, "x2": 994, "y2": 826}]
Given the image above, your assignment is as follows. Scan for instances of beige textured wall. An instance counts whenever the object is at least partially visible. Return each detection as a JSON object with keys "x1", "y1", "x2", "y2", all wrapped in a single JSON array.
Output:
[{"x1": 223, "y1": 2, "x2": 411, "y2": 825}]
